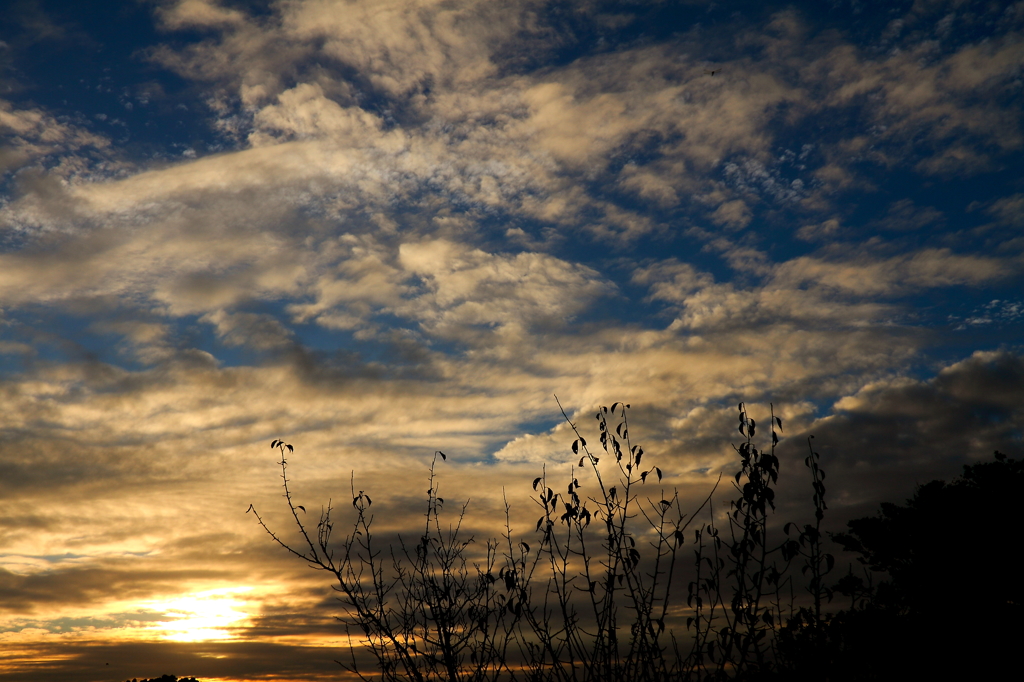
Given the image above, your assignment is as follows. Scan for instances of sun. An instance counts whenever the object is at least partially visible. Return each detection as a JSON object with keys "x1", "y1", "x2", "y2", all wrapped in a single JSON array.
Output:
[{"x1": 142, "y1": 587, "x2": 253, "y2": 642}]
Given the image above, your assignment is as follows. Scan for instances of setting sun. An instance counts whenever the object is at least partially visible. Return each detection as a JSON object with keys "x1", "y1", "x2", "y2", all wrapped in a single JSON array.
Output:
[{"x1": 142, "y1": 588, "x2": 253, "y2": 643}]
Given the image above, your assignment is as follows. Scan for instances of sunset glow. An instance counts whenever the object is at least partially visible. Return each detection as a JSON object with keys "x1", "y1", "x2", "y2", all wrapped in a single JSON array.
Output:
[{"x1": 142, "y1": 589, "x2": 253, "y2": 643}]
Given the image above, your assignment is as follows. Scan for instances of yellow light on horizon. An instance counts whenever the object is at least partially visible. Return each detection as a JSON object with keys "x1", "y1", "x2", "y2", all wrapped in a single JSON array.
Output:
[{"x1": 141, "y1": 587, "x2": 253, "y2": 643}]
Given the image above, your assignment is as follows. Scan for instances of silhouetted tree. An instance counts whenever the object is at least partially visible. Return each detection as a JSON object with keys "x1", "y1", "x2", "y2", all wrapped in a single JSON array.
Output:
[{"x1": 778, "y1": 451, "x2": 1024, "y2": 680}]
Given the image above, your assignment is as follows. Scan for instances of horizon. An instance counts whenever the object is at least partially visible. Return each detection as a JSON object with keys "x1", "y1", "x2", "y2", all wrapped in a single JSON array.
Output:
[{"x1": 1, "y1": 1, "x2": 1023, "y2": 681}]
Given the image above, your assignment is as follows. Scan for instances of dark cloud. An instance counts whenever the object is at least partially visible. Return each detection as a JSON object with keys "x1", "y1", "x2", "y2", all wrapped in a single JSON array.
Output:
[
  {"x1": 0, "y1": 564, "x2": 231, "y2": 614},
  {"x1": 774, "y1": 350, "x2": 1024, "y2": 526},
  {"x1": 0, "y1": 640, "x2": 343, "y2": 682}
]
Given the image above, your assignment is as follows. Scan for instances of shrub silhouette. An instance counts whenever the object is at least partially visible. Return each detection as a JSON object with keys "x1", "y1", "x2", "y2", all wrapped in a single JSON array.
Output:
[{"x1": 252, "y1": 405, "x2": 1022, "y2": 680}]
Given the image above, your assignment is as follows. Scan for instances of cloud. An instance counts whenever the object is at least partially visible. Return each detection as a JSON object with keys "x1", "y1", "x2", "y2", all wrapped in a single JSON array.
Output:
[
  {"x1": 987, "y1": 193, "x2": 1024, "y2": 227},
  {"x1": 281, "y1": 0, "x2": 532, "y2": 96},
  {"x1": 155, "y1": 0, "x2": 247, "y2": 30},
  {"x1": 796, "y1": 218, "x2": 842, "y2": 242},
  {"x1": 633, "y1": 246, "x2": 1004, "y2": 335},
  {"x1": 249, "y1": 82, "x2": 384, "y2": 145},
  {"x1": 201, "y1": 310, "x2": 294, "y2": 350},
  {"x1": 710, "y1": 199, "x2": 753, "y2": 230},
  {"x1": 0, "y1": 100, "x2": 110, "y2": 177},
  {"x1": 772, "y1": 248, "x2": 1013, "y2": 296},
  {"x1": 140, "y1": 2, "x2": 811, "y2": 241},
  {"x1": 811, "y1": 27, "x2": 1024, "y2": 175},
  {"x1": 633, "y1": 260, "x2": 715, "y2": 306},
  {"x1": 395, "y1": 239, "x2": 613, "y2": 341},
  {"x1": 0, "y1": 564, "x2": 230, "y2": 615},
  {"x1": 795, "y1": 350, "x2": 1024, "y2": 515},
  {"x1": 871, "y1": 199, "x2": 944, "y2": 232},
  {"x1": 0, "y1": 639, "x2": 343, "y2": 682}
]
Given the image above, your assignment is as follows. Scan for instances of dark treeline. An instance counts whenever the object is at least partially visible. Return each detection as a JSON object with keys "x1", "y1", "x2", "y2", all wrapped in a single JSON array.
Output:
[
  {"x1": 775, "y1": 451, "x2": 1022, "y2": 681},
  {"x1": 123, "y1": 675, "x2": 201, "y2": 682},
  {"x1": 251, "y1": 404, "x2": 1022, "y2": 681}
]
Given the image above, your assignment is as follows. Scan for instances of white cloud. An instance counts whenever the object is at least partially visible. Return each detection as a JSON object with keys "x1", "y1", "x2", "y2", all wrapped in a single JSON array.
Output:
[{"x1": 395, "y1": 239, "x2": 613, "y2": 338}]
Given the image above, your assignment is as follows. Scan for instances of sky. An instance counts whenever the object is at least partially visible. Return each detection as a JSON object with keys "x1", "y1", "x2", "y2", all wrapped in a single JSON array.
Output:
[{"x1": 1, "y1": 0, "x2": 1022, "y2": 680}]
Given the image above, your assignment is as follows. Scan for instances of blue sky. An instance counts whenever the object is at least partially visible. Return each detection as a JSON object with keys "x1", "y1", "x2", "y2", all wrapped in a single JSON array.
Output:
[{"x1": 1, "y1": 1, "x2": 1023, "y2": 680}]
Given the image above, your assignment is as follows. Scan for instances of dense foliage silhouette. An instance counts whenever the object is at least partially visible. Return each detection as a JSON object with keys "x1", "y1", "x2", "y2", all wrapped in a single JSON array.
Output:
[{"x1": 807, "y1": 451, "x2": 1024, "y2": 680}]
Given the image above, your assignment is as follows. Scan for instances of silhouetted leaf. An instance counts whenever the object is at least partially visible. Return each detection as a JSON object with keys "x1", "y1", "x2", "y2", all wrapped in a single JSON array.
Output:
[
  {"x1": 438, "y1": 451, "x2": 447, "y2": 460},
  {"x1": 656, "y1": 467, "x2": 663, "y2": 481},
  {"x1": 297, "y1": 505, "x2": 305, "y2": 513},
  {"x1": 533, "y1": 477, "x2": 542, "y2": 490}
]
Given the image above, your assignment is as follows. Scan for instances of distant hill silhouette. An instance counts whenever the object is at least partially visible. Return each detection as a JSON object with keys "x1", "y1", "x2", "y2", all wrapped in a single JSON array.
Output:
[{"x1": 124, "y1": 676, "x2": 200, "y2": 682}]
